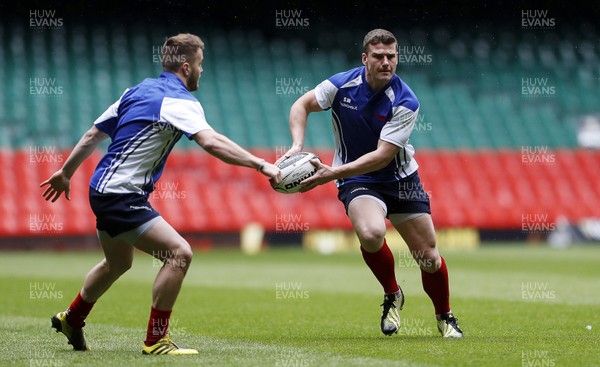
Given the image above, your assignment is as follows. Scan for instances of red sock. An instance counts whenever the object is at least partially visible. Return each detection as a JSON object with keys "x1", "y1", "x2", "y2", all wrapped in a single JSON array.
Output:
[
  {"x1": 65, "y1": 292, "x2": 95, "y2": 328},
  {"x1": 145, "y1": 307, "x2": 172, "y2": 346},
  {"x1": 360, "y1": 239, "x2": 399, "y2": 294},
  {"x1": 421, "y1": 256, "x2": 451, "y2": 315}
]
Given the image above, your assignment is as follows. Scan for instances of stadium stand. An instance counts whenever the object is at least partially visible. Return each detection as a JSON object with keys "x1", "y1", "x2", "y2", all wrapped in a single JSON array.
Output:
[
  {"x1": 1, "y1": 23, "x2": 598, "y2": 236},
  {"x1": 3, "y1": 148, "x2": 600, "y2": 236},
  {"x1": 3, "y1": 25, "x2": 596, "y2": 149}
]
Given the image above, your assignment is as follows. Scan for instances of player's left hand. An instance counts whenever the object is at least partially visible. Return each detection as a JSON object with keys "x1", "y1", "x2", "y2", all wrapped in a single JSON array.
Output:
[
  {"x1": 40, "y1": 169, "x2": 71, "y2": 202},
  {"x1": 299, "y1": 159, "x2": 334, "y2": 192}
]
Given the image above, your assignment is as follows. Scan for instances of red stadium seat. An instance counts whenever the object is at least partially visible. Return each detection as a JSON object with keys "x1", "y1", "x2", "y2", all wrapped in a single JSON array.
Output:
[{"x1": 2, "y1": 148, "x2": 598, "y2": 236}]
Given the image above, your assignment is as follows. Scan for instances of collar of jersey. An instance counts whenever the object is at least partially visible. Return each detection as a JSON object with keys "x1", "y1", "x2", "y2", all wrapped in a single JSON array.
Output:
[{"x1": 159, "y1": 71, "x2": 187, "y2": 90}]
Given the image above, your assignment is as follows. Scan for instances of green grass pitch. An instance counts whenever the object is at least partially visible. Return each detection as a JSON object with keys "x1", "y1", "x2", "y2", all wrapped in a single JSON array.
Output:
[{"x1": 1, "y1": 244, "x2": 598, "y2": 366}]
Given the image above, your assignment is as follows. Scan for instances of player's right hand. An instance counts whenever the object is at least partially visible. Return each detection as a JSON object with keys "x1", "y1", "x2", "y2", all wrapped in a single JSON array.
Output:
[
  {"x1": 275, "y1": 147, "x2": 302, "y2": 166},
  {"x1": 259, "y1": 162, "x2": 282, "y2": 186},
  {"x1": 299, "y1": 159, "x2": 334, "y2": 193},
  {"x1": 40, "y1": 169, "x2": 71, "y2": 202}
]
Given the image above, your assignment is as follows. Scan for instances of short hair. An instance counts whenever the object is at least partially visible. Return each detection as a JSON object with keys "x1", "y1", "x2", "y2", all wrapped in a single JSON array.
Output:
[
  {"x1": 161, "y1": 33, "x2": 205, "y2": 72},
  {"x1": 362, "y1": 29, "x2": 397, "y2": 54}
]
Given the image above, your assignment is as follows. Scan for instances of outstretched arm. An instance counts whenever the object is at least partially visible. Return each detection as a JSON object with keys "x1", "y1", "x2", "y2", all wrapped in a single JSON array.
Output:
[
  {"x1": 193, "y1": 129, "x2": 281, "y2": 183},
  {"x1": 280, "y1": 89, "x2": 323, "y2": 161},
  {"x1": 40, "y1": 126, "x2": 109, "y2": 202}
]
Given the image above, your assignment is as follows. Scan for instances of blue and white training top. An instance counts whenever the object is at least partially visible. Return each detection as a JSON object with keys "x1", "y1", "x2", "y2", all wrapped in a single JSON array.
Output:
[
  {"x1": 314, "y1": 66, "x2": 420, "y2": 186},
  {"x1": 90, "y1": 72, "x2": 212, "y2": 195}
]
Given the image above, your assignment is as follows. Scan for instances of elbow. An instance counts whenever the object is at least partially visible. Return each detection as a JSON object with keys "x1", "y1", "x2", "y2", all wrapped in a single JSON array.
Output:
[
  {"x1": 291, "y1": 95, "x2": 315, "y2": 117},
  {"x1": 82, "y1": 130, "x2": 101, "y2": 146},
  {"x1": 375, "y1": 153, "x2": 398, "y2": 171},
  {"x1": 83, "y1": 126, "x2": 108, "y2": 145},
  {"x1": 83, "y1": 130, "x2": 97, "y2": 143},
  {"x1": 197, "y1": 132, "x2": 222, "y2": 154},
  {"x1": 201, "y1": 140, "x2": 217, "y2": 154},
  {"x1": 290, "y1": 100, "x2": 304, "y2": 115},
  {"x1": 375, "y1": 160, "x2": 391, "y2": 172}
]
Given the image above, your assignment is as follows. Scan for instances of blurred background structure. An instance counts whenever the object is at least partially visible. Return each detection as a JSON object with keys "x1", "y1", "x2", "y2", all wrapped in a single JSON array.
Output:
[{"x1": 1, "y1": 0, "x2": 599, "y2": 249}]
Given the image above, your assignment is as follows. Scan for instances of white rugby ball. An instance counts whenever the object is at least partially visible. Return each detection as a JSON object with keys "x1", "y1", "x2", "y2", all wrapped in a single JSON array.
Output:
[{"x1": 272, "y1": 152, "x2": 321, "y2": 194}]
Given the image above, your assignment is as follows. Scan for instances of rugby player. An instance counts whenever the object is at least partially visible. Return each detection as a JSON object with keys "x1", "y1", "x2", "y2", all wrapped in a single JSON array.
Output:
[
  {"x1": 282, "y1": 29, "x2": 463, "y2": 338},
  {"x1": 41, "y1": 33, "x2": 281, "y2": 354}
]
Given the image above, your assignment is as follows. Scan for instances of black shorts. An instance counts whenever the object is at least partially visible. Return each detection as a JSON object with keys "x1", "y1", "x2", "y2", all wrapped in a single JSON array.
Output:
[
  {"x1": 337, "y1": 171, "x2": 431, "y2": 216},
  {"x1": 89, "y1": 187, "x2": 160, "y2": 237}
]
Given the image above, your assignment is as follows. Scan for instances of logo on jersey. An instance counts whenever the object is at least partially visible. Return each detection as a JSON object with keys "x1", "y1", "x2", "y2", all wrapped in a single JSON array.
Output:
[
  {"x1": 340, "y1": 97, "x2": 358, "y2": 110},
  {"x1": 375, "y1": 113, "x2": 388, "y2": 122},
  {"x1": 130, "y1": 205, "x2": 152, "y2": 212},
  {"x1": 350, "y1": 187, "x2": 369, "y2": 194}
]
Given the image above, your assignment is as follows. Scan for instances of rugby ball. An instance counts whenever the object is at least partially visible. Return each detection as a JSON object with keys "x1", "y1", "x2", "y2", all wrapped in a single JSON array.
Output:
[{"x1": 272, "y1": 152, "x2": 321, "y2": 194}]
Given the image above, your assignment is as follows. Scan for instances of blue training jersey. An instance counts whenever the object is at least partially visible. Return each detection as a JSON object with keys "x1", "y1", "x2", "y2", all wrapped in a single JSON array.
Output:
[
  {"x1": 314, "y1": 66, "x2": 420, "y2": 186},
  {"x1": 90, "y1": 72, "x2": 212, "y2": 195}
]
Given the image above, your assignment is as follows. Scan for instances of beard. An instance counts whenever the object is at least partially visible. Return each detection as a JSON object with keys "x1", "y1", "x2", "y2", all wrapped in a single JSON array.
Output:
[
  {"x1": 186, "y1": 69, "x2": 200, "y2": 91},
  {"x1": 186, "y1": 75, "x2": 199, "y2": 91}
]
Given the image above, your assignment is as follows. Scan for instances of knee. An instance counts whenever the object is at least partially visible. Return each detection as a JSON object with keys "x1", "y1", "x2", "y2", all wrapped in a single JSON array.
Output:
[
  {"x1": 178, "y1": 244, "x2": 193, "y2": 269},
  {"x1": 103, "y1": 258, "x2": 132, "y2": 276},
  {"x1": 166, "y1": 241, "x2": 193, "y2": 272},
  {"x1": 411, "y1": 240, "x2": 441, "y2": 273},
  {"x1": 356, "y1": 226, "x2": 386, "y2": 252}
]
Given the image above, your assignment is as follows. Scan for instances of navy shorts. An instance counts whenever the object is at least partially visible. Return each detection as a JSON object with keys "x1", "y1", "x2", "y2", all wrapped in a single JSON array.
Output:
[
  {"x1": 337, "y1": 171, "x2": 431, "y2": 216},
  {"x1": 89, "y1": 187, "x2": 160, "y2": 237}
]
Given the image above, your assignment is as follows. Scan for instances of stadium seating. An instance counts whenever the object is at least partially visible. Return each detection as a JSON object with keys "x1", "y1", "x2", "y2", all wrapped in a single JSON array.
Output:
[
  {"x1": 2, "y1": 148, "x2": 598, "y2": 236},
  {"x1": 1, "y1": 25, "x2": 596, "y2": 150},
  {"x1": 1, "y1": 24, "x2": 598, "y2": 238}
]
